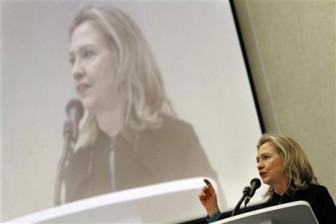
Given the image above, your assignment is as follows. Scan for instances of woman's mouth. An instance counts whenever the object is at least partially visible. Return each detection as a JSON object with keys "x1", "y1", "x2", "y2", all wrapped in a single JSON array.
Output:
[
  {"x1": 77, "y1": 83, "x2": 90, "y2": 95},
  {"x1": 259, "y1": 171, "x2": 266, "y2": 178}
]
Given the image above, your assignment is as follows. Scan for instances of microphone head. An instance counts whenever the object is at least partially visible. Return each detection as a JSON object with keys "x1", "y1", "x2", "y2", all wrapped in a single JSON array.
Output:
[
  {"x1": 249, "y1": 178, "x2": 261, "y2": 198},
  {"x1": 250, "y1": 178, "x2": 261, "y2": 188},
  {"x1": 66, "y1": 98, "x2": 84, "y2": 123}
]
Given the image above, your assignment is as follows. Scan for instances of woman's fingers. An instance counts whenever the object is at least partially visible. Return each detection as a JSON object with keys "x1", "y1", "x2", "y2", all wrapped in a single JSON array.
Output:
[
  {"x1": 203, "y1": 179, "x2": 215, "y2": 191},
  {"x1": 199, "y1": 179, "x2": 216, "y2": 201},
  {"x1": 203, "y1": 178, "x2": 212, "y2": 186}
]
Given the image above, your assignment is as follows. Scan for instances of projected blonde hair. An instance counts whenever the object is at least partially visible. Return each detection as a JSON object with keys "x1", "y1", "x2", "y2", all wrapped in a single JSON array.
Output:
[
  {"x1": 257, "y1": 133, "x2": 318, "y2": 197},
  {"x1": 69, "y1": 5, "x2": 175, "y2": 143}
]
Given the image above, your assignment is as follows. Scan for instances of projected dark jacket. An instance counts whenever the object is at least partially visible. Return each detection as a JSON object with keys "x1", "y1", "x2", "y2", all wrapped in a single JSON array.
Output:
[{"x1": 61, "y1": 115, "x2": 217, "y2": 203}]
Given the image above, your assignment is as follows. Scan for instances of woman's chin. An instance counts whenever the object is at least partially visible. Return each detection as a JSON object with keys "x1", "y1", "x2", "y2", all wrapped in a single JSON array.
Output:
[
  {"x1": 79, "y1": 97, "x2": 96, "y2": 112},
  {"x1": 260, "y1": 176, "x2": 270, "y2": 185}
]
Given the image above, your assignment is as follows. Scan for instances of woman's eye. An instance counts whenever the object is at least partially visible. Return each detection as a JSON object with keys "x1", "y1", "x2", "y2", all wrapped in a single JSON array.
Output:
[
  {"x1": 83, "y1": 50, "x2": 95, "y2": 59},
  {"x1": 69, "y1": 57, "x2": 75, "y2": 65},
  {"x1": 263, "y1": 155, "x2": 270, "y2": 160}
]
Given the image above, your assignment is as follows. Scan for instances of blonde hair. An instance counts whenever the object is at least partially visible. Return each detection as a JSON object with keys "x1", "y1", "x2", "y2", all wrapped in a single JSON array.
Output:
[
  {"x1": 69, "y1": 5, "x2": 175, "y2": 145},
  {"x1": 257, "y1": 133, "x2": 318, "y2": 197}
]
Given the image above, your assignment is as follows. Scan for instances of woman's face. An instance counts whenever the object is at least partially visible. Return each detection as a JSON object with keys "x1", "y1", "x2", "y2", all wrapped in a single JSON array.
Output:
[
  {"x1": 69, "y1": 21, "x2": 118, "y2": 113},
  {"x1": 256, "y1": 142, "x2": 287, "y2": 187}
]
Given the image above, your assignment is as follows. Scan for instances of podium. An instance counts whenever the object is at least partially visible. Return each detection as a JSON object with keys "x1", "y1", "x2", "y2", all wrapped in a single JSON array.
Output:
[
  {"x1": 6, "y1": 177, "x2": 215, "y2": 224},
  {"x1": 214, "y1": 201, "x2": 319, "y2": 224}
]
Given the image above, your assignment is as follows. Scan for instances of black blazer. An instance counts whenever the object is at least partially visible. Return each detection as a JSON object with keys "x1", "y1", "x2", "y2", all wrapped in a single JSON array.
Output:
[
  {"x1": 62, "y1": 115, "x2": 217, "y2": 203},
  {"x1": 263, "y1": 184, "x2": 336, "y2": 224},
  {"x1": 200, "y1": 184, "x2": 336, "y2": 224}
]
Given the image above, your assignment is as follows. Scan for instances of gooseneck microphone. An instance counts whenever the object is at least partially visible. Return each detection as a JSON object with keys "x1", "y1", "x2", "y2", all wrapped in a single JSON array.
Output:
[
  {"x1": 65, "y1": 98, "x2": 84, "y2": 142},
  {"x1": 54, "y1": 98, "x2": 84, "y2": 205},
  {"x1": 246, "y1": 178, "x2": 261, "y2": 200},
  {"x1": 232, "y1": 178, "x2": 261, "y2": 216},
  {"x1": 244, "y1": 178, "x2": 262, "y2": 205}
]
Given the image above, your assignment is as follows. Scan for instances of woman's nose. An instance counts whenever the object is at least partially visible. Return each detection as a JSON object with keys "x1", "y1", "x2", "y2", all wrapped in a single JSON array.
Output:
[
  {"x1": 257, "y1": 161, "x2": 264, "y2": 170},
  {"x1": 72, "y1": 61, "x2": 84, "y2": 80}
]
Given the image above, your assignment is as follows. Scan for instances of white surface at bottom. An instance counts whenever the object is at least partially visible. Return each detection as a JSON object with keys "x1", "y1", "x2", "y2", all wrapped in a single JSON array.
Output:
[{"x1": 6, "y1": 177, "x2": 214, "y2": 223}]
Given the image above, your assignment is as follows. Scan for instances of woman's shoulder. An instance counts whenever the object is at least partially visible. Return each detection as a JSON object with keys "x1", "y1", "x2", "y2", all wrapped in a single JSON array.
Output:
[
  {"x1": 306, "y1": 183, "x2": 330, "y2": 194},
  {"x1": 160, "y1": 114, "x2": 192, "y2": 127},
  {"x1": 141, "y1": 114, "x2": 199, "y2": 142},
  {"x1": 160, "y1": 114, "x2": 190, "y2": 125},
  {"x1": 162, "y1": 115, "x2": 198, "y2": 136},
  {"x1": 300, "y1": 183, "x2": 335, "y2": 206},
  {"x1": 305, "y1": 184, "x2": 336, "y2": 223}
]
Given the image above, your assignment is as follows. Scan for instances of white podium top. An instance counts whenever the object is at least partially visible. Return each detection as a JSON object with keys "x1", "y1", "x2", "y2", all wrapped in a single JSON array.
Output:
[
  {"x1": 6, "y1": 177, "x2": 215, "y2": 224},
  {"x1": 214, "y1": 201, "x2": 319, "y2": 224}
]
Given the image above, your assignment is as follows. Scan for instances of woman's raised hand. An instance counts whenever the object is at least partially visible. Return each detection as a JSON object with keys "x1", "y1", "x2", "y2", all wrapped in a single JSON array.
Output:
[{"x1": 199, "y1": 179, "x2": 220, "y2": 217}]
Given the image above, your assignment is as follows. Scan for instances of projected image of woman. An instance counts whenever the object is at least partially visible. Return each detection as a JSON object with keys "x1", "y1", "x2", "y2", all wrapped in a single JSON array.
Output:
[{"x1": 57, "y1": 5, "x2": 217, "y2": 204}]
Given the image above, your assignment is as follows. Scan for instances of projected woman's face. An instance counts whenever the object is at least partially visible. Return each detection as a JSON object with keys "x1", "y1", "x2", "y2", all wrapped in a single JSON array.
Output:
[
  {"x1": 256, "y1": 142, "x2": 286, "y2": 187},
  {"x1": 69, "y1": 21, "x2": 117, "y2": 113}
]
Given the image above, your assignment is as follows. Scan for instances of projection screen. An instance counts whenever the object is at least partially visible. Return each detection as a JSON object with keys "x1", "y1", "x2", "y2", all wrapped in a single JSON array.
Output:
[{"x1": 2, "y1": 0, "x2": 265, "y2": 222}]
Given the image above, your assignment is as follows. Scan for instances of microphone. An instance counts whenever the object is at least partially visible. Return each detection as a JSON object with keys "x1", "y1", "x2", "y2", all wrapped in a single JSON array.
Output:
[
  {"x1": 65, "y1": 98, "x2": 84, "y2": 142},
  {"x1": 244, "y1": 178, "x2": 261, "y2": 205},
  {"x1": 232, "y1": 178, "x2": 261, "y2": 216},
  {"x1": 249, "y1": 178, "x2": 261, "y2": 197},
  {"x1": 55, "y1": 98, "x2": 84, "y2": 205}
]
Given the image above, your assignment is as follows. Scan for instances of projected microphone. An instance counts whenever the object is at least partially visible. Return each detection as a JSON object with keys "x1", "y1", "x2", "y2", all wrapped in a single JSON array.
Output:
[
  {"x1": 244, "y1": 178, "x2": 261, "y2": 205},
  {"x1": 55, "y1": 98, "x2": 84, "y2": 206},
  {"x1": 65, "y1": 98, "x2": 84, "y2": 142}
]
